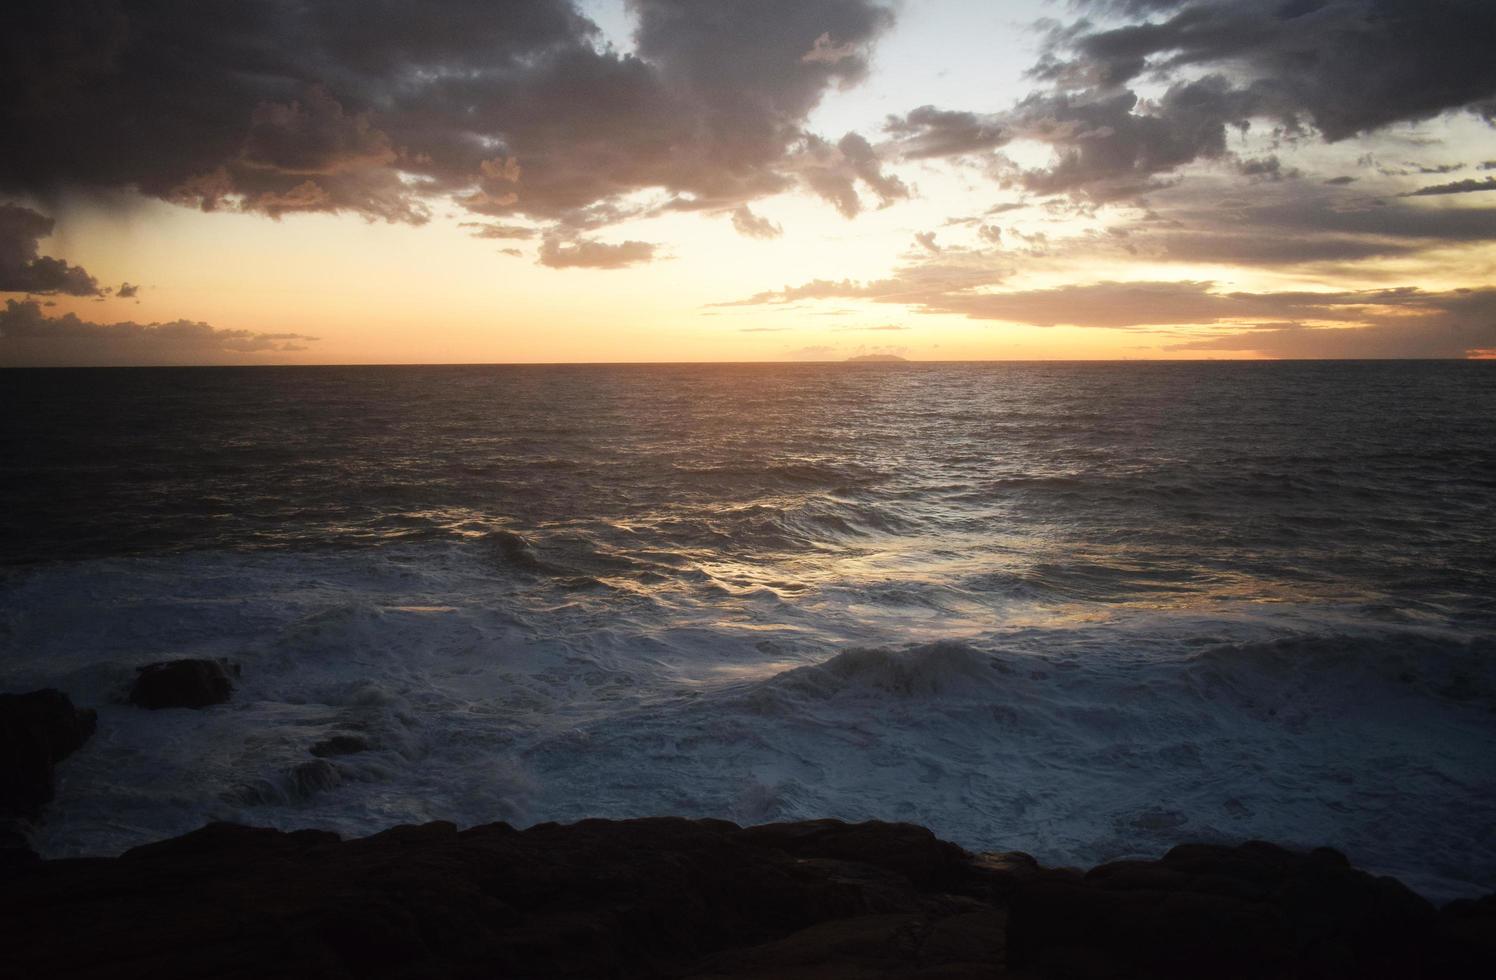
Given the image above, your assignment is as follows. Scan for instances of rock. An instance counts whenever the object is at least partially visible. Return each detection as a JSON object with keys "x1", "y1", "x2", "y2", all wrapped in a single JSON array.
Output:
[
  {"x1": 0, "y1": 689, "x2": 97, "y2": 816},
  {"x1": 1007, "y1": 839, "x2": 1443, "y2": 979},
  {"x1": 129, "y1": 658, "x2": 238, "y2": 709},
  {"x1": 0, "y1": 819, "x2": 1489, "y2": 978},
  {"x1": 309, "y1": 734, "x2": 370, "y2": 757},
  {"x1": 0, "y1": 817, "x2": 999, "y2": 978}
]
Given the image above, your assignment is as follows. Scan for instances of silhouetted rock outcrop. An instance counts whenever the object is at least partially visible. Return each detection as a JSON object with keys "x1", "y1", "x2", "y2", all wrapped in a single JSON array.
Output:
[
  {"x1": 1007, "y1": 840, "x2": 1452, "y2": 978},
  {"x1": 128, "y1": 658, "x2": 237, "y2": 709},
  {"x1": 0, "y1": 689, "x2": 96, "y2": 817},
  {"x1": 0, "y1": 819, "x2": 1490, "y2": 978}
]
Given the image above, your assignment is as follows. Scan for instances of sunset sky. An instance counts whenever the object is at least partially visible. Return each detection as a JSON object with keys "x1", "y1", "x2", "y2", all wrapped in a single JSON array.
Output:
[{"x1": 3, "y1": 0, "x2": 1495, "y2": 365}]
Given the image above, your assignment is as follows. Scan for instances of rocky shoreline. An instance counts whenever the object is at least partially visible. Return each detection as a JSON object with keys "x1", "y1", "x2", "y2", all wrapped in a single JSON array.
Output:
[
  {"x1": 1, "y1": 817, "x2": 1492, "y2": 977},
  {"x1": 3, "y1": 683, "x2": 1494, "y2": 977}
]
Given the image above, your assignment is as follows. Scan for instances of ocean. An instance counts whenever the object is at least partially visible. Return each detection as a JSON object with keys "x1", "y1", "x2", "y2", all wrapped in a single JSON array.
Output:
[{"x1": 2, "y1": 361, "x2": 1493, "y2": 900}]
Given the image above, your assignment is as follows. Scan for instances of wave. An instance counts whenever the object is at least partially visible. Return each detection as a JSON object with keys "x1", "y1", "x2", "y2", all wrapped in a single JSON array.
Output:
[{"x1": 3, "y1": 543, "x2": 1494, "y2": 903}]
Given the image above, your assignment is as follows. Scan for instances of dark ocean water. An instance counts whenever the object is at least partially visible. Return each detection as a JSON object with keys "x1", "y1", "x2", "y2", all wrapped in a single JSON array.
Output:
[{"x1": 2, "y1": 361, "x2": 1493, "y2": 899}]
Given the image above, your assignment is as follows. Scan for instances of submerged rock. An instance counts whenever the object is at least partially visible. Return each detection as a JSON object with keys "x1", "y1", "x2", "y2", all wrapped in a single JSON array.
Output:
[
  {"x1": 129, "y1": 659, "x2": 238, "y2": 709},
  {"x1": 0, "y1": 818, "x2": 1490, "y2": 978},
  {"x1": 0, "y1": 689, "x2": 97, "y2": 816}
]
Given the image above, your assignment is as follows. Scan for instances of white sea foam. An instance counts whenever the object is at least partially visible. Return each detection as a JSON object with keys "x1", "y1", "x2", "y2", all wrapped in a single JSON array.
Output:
[{"x1": 3, "y1": 544, "x2": 1493, "y2": 903}]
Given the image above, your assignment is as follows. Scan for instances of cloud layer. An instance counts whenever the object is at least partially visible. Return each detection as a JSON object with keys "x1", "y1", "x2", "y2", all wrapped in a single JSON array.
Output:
[
  {"x1": 1, "y1": 0, "x2": 900, "y2": 242},
  {"x1": 0, "y1": 204, "x2": 101, "y2": 295},
  {"x1": 886, "y1": 1, "x2": 1496, "y2": 203},
  {"x1": 0, "y1": 299, "x2": 316, "y2": 366}
]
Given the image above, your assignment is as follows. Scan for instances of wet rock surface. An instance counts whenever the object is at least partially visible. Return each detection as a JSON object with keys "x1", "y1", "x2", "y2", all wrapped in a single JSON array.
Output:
[
  {"x1": 0, "y1": 819, "x2": 1490, "y2": 979},
  {"x1": 0, "y1": 689, "x2": 97, "y2": 817},
  {"x1": 128, "y1": 658, "x2": 238, "y2": 709}
]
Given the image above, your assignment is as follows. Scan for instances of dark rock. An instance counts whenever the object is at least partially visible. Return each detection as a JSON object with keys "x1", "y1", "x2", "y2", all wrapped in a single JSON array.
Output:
[
  {"x1": 309, "y1": 734, "x2": 370, "y2": 757},
  {"x1": 0, "y1": 817, "x2": 996, "y2": 978},
  {"x1": 0, "y1": 689, "x2": 97, "y2": 816},
  {"x1": 1008, "y1": 839, "x2": 1445, "y2": 979},
  {"x1": 0, "y1": 820, "x2": 1489, "y2": 979},
  {"x1": 129, "y1": 658, "x2": 238, "y2": 709}
]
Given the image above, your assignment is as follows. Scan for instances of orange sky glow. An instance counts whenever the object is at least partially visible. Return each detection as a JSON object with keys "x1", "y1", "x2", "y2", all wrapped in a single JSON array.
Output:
[{"x1": 4, "y1": 1, "x2": 1495, "y2": 365}]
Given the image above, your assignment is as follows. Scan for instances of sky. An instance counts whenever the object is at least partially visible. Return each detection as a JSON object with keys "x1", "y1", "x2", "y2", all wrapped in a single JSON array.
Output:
[{"x1": 2, "y1": 0, "x2": 1495, "y2": 365}]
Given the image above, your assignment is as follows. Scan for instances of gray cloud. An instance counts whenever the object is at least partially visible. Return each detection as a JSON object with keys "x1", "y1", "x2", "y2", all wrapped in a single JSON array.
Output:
[
  {"x1": 0, "y1": 204, "x2": 102, "y2": 296},
  {"x1": 537, "y1": 236, "x2": 657, "y2": 269},
  {"x1": 1163, "y1": 287, "x2": 1496, "y2": 357},
  {"x1": 1047, "y1": 1, "x2": 1496, "y2": 140},
  {"x1": 1054, "y1": 177, "x2": 1496, "y2": 267},
  {"x1": 1008, "y1": 75, "x2": 1253, "y2": 201},
  {"x1": 797, "y1": 131, "x2": 910, "y2": 218},
  {"x1": 116, "y1": 282, "x2": 139, "y2": 298},
  {"x1": 887, "y1": 1, "x2": 1496, "y2": 207},
  {"x1": 1, "y1": 1, "x2": 901, "y2": 236},
  {"x1": 0, "y1": 299, "x2": 316, "y2": 366},
  {"x1": 1403, "y1": 177, "x2": 1496, "y2": 197},
  {"x1": 730, "y1": 206, "x2": 782, "y2": 239},
  {"x1": 884, "y1": 105, "x2": 1007, "y2": 160}
]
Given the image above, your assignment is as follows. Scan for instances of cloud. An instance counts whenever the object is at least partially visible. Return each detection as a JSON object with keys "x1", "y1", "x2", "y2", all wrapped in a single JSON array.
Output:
[
  {"x1": 730, "y1": 206, "x2": 782, "y2": 239},
  {"x1": 885, "y1": 106, "x2": 1007, "y2": 160},
  {"x1": 0, "y1": 0, "x2": 901, "y2": 234},
  {"x1": 797, "y1": 131, "x2": 910, "y2": 218},
  {"x1": 1008, "y1": 75, "x2": 1253, "y2": 201},
  {"x1": 0, "y1": 204, "x2": 102, "y2": 296},
  {"x1": 1059, "y1": 177, "x2": 1496, "y2": 267},
  {"x1": 800, "y1": 32, "x2": 863, "y2": 65},
  {"x1": 0, "y1": 299, "x2": 316, "y2": 366},
  {"x1": 1235, "y1": 156, "x2": 1297, "y2": 182},
  {"x1": 1162, "y1": 287, "x2": 1496, "y2": 357},
  {"x1": 1046, "y1": 1, "x2": 1496, "y2": 140},
  {"x1": 887, "y1": 1, "x2": 1496, "y2": 208},
  {"x1": 1403, "y1": 177, "x2": 1496, "y2": 197},
  {"x1": 723, "y1": 243, "x2": 1496, "y2": 356},
  {"x1": 537, "y1": 236, "x2": 657, "y2": 269},
  {"x1": 116, "y1": 281, "x2": 139, "y2": 298},
  {"x1": 461, "y1": 222, "x2": 538, "y2": 240}
]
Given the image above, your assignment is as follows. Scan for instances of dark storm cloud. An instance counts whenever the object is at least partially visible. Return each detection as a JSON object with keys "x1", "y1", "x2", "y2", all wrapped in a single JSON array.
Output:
[
  {"x1": 537, "y1": 236, "x2": 656, "y2": 269},
  {"x1": 0, "y1": 204, "x2": 102, "y2": 296},
  {"x1": 1, "y1": 0, "x2": 898, "y2": 231},
  {"x1": 1048, "y1": 0, "x2": 1496, "y2": 140},
  {"x1": 885, "y1": 1, "x2": 1495, "y2": 205},
  {"x1": 0, "y1": 299, "x2": 316, "y2": 366}
]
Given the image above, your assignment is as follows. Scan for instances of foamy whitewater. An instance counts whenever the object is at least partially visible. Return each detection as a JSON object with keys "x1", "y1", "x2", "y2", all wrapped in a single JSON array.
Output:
[{"x1": 2, "y1": 362, "x2": 1493, "y2": 901}]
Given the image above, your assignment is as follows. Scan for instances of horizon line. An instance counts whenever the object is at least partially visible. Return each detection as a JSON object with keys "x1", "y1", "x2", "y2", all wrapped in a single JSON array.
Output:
[{"x1": 2, "y1": 356, "x2": 1492, "y2": 370}]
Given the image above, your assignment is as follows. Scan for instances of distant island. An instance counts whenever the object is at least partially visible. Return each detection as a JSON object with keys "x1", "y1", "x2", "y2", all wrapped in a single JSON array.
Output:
[{"x1": 845, "y1": 353, "x2": 908, "y2": 362}]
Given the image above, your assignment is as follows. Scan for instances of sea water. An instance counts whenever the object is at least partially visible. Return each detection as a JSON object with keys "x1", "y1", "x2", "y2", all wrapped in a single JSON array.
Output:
[{"x1": 2, "y1": 361, "x2": 1492, "y2": 900}]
